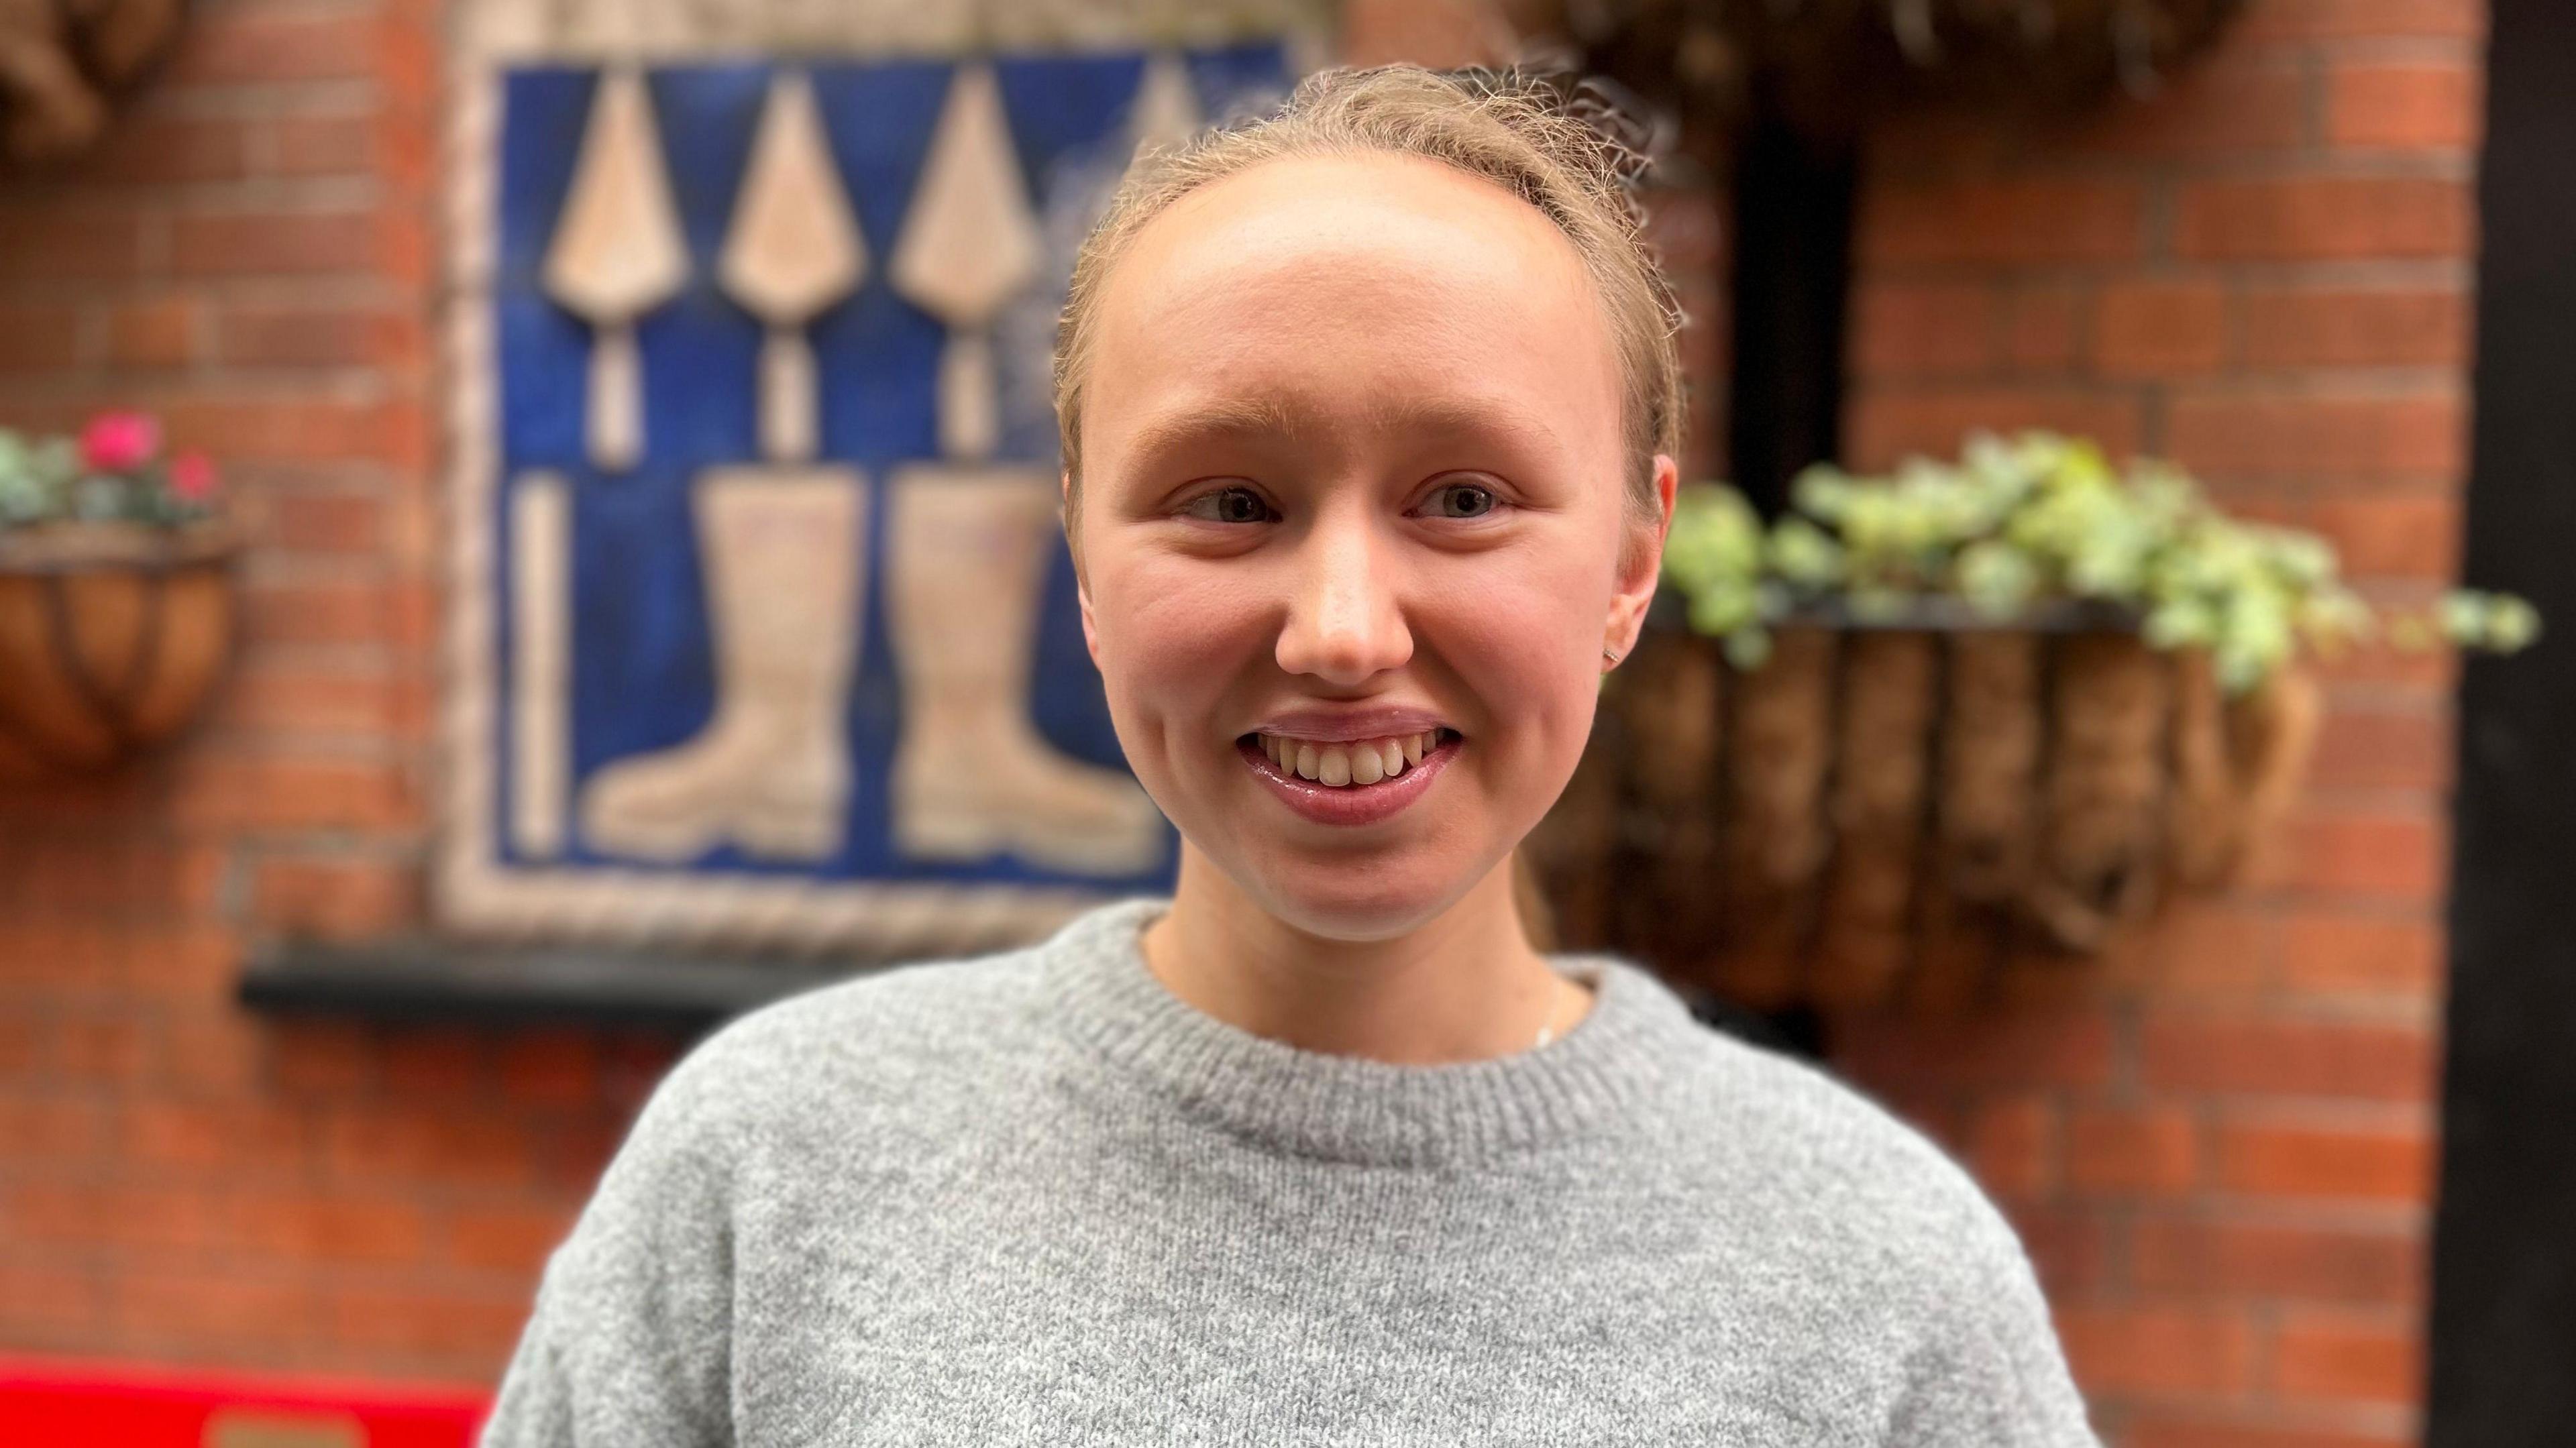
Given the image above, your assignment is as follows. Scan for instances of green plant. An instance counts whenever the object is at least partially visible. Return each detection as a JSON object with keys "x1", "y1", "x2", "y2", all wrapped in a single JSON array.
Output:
[
  {"x1": 1662, "y1": 429, "x2": 2538, "y2": 692},
  {"x1": 0, "y1": 412, "x2": 221, "y2": 531}
]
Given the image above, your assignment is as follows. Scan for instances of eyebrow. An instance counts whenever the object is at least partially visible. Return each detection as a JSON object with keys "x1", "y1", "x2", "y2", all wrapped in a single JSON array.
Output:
[{"x1": 1122, "y1": 392, "x2": 1563, "y2": 467}]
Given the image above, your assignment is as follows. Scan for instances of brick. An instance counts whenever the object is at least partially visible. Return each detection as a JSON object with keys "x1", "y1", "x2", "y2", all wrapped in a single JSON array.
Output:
[
  {"x1": 2141, "y1": 1015, "x2": 2436, "y2": 1103},
  {"x1": 2243, "y1": 286, "x2": 2470, "y2": 371},
  {"x1": 2131, "y1": 1215, "x2": 2424, "y2": 1304},
  {"x1": 229, "y1": 1188, "x2": 431, "y2": 1265},
  {"x1": 0, "y1": 1091, "x2": 109, "y2": 1160},
  {"x1": 380, "y1": 1025, "x2": 491, "y2": 1097},
  {"x1": 260, "y1": 488, "x2": 388, "y2": 555},
  {"x1": 270, "y1": 1019, "x2": 378, "y2": 1095},
  {"x1": 2065, "y1": 1105, "x2": 2202, "y2": 1195},
  {"x1": 52, "y1": 1013, "x2": 156, "y2": 1084},
  {"x1": 2214, "y1": 1114, "x2": 2433, "y2": 1203},
  {"x1": 2057, "y1": 1303, "x2": 2259, "y2": 1397},
  {"x1": 2125, "y1": 1410, "x2": 2416, "y2": 1448},
  {"x1": 2327, "y1": 62, "x2": 2481, "y2": 152},
  {"x1": 106, "y1": 296, "x2": 201, "y2": 370},
  {"x1": 117, "y1": 1096, "x2": 316, "y2": 1175},
  {"x1": 166, "y1": 753, "x2": 420, "y2": 834},
  {"x1": 1851, "y1": 282, "x2": 1996, "y2": 379},
  {"x1": 209, "y1": 662, "x2": 411, "y2": 737},
  {"x1": 217, "y1": 302, "x2": 411, "y2": 368},
  {"x1": 2178, "y1": 177, "x2": 2472, "y2": 262},
  {"x1": 250, "y1": 855, "x2": 421, "y2": 938},
  {"x1": 2095, "y1": 280, "x2": 2231, "y2": 378},
  {"x1": 2097, "y1": 902, "x2": 2275, "y2": 1002},
  {"x1": 4, "y1": 1180, "x2": 226, "y2": 1252},
  {"x1": 2238, "y1": 0, "x2": 2484, "y2": 42},
  {"x1": 2064, "y1": 60, "x2": 2308, "y2": 157},
  {"x1": 107, "y1": 1260, "x2": 309, "y2": 1345},
  {"x1": 162, "y1": 396, "x2": 425, "y2": 467},
  {"x1": 320, "y1": 1103, "x2": 537, "y2": 1190},
  {"x1": 1859, "y1": 180, "x2": 2148, "y2": 266},
  {"x1": 270, "y1": 114, "x2": 378, "y2": 176},
  {"x1": 2003, "y1": 286, "x2": 2086, "y2": 371},
  {"x1": 0, "y1": 304, "x2": 81, "y2": 372},
  {"x1": 2266, "y1": 809, "x2": 2446, "y2": 903},
  {"x1": 1994, "y1": 1199, "x2": 2113, "y2": 1298},
  {"x1": 164, "y1": 10, "x2": 378, "y2": 85},
  {"x1": 0, "y1": 208, "x2": 146, "y2": 282},
  {"x1": 158, "y1": 1012, "x2": 270, "y2": 1097},
  {"x1": 0, "y1": 1256, "x2": 107, "y2": 1340},
  {"x1": 2270, "y1": 1311, "x2": 2420, "y2": 1406},
  {"x1": 444, "y1": 1201, "x2": 579, "y2": 1275},
  {"x1": 1847, "y1": 388, "x2": 2142, "y2": 473},
  {"x1": 498, "y1": 1028, "x2": 602, "y2": 1108},
  {"x1": 172, "y1": 209, "x2": 378, "y2": 277},
  {"x1": 1964, "y1": 1094, "x2": 2059, "y2": 1198},
  {"x1": 85, "y1": 113, "x2": 252, "y2": 184},
  {"x1": 2167, "y1": 391, "x2": 2465, "y2": 484},
  {"x1": 2276, "y1": 911, "x2": 2442, "y2": 999},
  {"x1": 2308, "y1": 706, "x2": 2448, "y2": 792},
  {"x1": 2304, "y1": 492, "x2": 2461, "y2": 581},
  {"x1": 315, "y1": 1281, "x2": 532, "y2": 1361},
  {"x1": 1831, "y1": 1007, "x2": 2120, "y2": 1093}
]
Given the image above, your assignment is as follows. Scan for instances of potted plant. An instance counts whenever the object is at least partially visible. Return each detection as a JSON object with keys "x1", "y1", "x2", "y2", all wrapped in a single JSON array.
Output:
[
  {"x1": 0, "y1": 412, "x2": 239, "y2": 772},
  {"x1": 1529, "y1": 431, "x2": 2538, "y2": 1008}
]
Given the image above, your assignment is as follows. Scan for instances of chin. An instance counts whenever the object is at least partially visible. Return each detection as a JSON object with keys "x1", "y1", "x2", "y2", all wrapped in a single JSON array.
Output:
[{"x1": 1228, "y1": 833, "x2": 1507, "y2": 944}]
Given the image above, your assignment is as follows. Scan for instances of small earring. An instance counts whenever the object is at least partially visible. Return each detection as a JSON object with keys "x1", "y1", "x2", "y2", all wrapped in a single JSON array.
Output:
[{"x1": 1602, "y1": 645, "x2": 1623, "y2": 667}]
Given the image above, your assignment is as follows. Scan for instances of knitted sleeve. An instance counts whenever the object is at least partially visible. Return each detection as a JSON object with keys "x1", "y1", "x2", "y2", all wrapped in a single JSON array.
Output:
[
  {"x1": 476, "y1": 1040, "x2": 743, "y2": 1448},
  {"x1": 1881, "y1": 1193, "x2": 2103, "y2": 1448}
]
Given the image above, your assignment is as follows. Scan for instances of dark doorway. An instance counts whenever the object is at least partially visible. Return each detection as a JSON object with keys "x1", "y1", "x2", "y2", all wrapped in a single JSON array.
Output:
[{"x1": 2428, "y1": 0, "x2": 2576, "y2": 1441}]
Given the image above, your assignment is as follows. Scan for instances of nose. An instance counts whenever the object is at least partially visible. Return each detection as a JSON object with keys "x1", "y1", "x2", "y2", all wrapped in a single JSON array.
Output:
[{"x1": 1273, "y1": 504, "x2": 1412, "y2": 686}]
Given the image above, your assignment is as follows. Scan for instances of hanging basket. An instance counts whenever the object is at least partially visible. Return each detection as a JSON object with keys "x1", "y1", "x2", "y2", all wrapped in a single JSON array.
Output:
[
  {"x1": 1529, "y1": 602, "x2": 2320, "y2": 1010},
  {"x1": 0, "y1": 520, "x2": 243, "y2": 773}
]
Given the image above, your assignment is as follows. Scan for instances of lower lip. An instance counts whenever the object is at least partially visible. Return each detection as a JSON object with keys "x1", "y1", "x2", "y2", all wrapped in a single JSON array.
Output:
[{"x1": 1238, "y1": 733, "x2": 1459, "y2": 826}]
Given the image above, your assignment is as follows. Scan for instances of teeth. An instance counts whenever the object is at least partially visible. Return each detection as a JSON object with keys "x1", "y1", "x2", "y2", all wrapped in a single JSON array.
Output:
[{"x1": 1256, "y1": 729, "x2": 1450, "y2": 787}]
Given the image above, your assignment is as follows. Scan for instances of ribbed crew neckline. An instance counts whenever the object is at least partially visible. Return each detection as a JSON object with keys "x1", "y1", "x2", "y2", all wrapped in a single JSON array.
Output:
[{"x1": 1037, "y1": 896, "x2": 1703, "y2": 1167}]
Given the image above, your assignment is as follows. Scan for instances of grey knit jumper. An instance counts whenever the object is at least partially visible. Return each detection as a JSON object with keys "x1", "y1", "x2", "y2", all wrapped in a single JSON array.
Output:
[{"x1": 477, "y1": 895, "x2": 2101, "y2": 1446}]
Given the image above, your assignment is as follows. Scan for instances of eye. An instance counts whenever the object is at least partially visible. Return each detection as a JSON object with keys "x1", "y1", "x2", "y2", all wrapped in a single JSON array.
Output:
[
  {"x1": 1179, "y1": 484, "x2": 1275, "y2": 524},
  {"x1": 1419, "y1": 480, "x2": 1502, "y2": 520}
]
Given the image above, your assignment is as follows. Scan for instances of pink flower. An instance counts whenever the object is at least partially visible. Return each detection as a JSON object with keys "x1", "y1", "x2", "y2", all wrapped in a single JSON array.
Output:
[
  {"x1": 79, "y1": 411, "x2": 161, "y2": 473},
  {"x1": 168, "y1": 451, "x2": 219, "y2": 502}
]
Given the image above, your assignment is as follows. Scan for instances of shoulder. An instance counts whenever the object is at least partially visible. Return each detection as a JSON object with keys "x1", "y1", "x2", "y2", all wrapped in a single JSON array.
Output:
[
  {"x1": 637, "y1": 934, "x2": 1056, "y2": 1155},
  {"x1": 1623, "y1": 979, "x2": 2038, "y2": 1302}
]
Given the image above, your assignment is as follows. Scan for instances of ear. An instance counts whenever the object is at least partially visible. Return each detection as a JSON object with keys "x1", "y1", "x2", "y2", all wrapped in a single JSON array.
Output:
[
  {"x1": 1607, "y1": 453, "x2": 1679, "y2": 658},
  {"x1": 1062, "y1": 468, "x2": 1103, "y2": 669}
]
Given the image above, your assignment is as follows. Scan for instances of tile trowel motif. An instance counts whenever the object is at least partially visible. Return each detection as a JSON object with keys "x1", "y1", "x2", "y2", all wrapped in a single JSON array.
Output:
[
  {"x1": 884, "y1": 60, "x2": 1165, "y2": 875},
  {"x1": 580, "y1": 70, "x2": 870, "y2": 860}
]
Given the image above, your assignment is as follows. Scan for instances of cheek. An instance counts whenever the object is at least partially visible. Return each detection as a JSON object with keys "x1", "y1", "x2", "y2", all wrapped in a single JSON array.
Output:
[
  {"x1": 1421, "y1": 548, "x2": 1611, "y2": 769},
  {"x1": 1085, "y1": 557, "x2": 1269, "y2": 740}
]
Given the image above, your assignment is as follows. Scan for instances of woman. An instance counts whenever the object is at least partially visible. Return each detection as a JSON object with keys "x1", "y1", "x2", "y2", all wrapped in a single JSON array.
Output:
[{"x1": 480, "y1": 64, "x2": 2100, "y2": 1446}]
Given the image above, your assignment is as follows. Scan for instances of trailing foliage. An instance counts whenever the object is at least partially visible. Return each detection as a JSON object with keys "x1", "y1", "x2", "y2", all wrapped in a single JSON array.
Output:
[{"x1": 1662, "y1": 429, "x2": 2538, "y2": 692}]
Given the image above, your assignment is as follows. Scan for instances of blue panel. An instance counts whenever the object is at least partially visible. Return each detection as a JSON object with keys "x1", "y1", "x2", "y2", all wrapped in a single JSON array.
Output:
[
  {"x1": 647, "y1": 62, "x2": 773, "y2": 266},
  {"x1": 1185, "y1": 40, "x2": 1293, "y2": 127},
  {"x1": 809, "y1": 60, "x2": 952, "y2": 261},
  {"x1": 637, "y1": 291, "x2": 761, "y2": 469},
  {"x1": 812, "y1": 288, "x2": 944, "y2": 466},
  {"x1": 565, "y1": 467, "x2": 716, "y2": 799},
  {"x1": 496, "y1": 66, "x2": 598, "y2": 286},
  {"x1": 992, "y1": 51, "x2": 1147, "y2": 208},
  {"x1": 497, "y1": 292, "x2": 588, "y2": 469}
]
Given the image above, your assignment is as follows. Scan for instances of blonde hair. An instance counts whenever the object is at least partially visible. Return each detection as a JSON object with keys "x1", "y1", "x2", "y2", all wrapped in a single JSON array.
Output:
[{"x1": 1052, "y1": 63, "x2": 1685, "y2": 541}]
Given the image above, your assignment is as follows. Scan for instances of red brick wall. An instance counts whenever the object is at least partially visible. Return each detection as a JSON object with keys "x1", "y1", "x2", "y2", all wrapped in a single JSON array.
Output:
[
  {"x1": 0, "y1": 0, "x2": 682, "y2": 1384},
  {"x1": 0, "y1": 0, "x2": 2480, "y2": 1438},
  {"x1": 1829, "y1": 1, "x2": 2480, "y2": 1443}
]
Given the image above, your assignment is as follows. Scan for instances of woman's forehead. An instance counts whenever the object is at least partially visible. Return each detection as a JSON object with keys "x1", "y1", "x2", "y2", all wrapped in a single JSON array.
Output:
[{"x1": 1085, "y1": 152, "x2": 1620, "y2": 459}]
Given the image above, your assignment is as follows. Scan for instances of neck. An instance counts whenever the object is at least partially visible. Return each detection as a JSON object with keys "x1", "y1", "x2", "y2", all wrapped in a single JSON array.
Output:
[{"x1": 1138, "y1": 844, "x2": 1590, "y2": 1064}]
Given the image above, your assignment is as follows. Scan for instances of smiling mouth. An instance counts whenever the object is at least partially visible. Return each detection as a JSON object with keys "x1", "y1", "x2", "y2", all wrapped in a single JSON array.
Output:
[{"x1": 1240, "y1": 728, "x2": 1459, "y2": 787}]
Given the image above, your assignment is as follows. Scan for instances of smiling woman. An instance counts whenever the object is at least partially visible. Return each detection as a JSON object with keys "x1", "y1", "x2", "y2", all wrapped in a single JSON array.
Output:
[{"x1": 476, "y1": 64, "x2": 2104, "y2": 1448}]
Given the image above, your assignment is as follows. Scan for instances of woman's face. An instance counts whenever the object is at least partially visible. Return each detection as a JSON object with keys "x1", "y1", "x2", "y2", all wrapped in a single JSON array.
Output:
[{"x1": 1071, "y1": 151, "x2": 1674, "y2": 941}]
